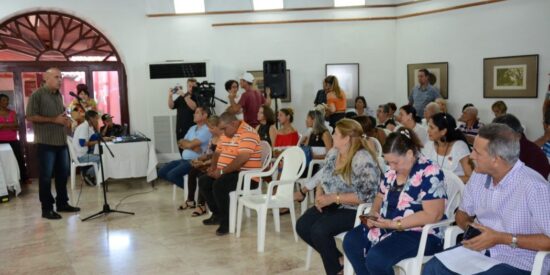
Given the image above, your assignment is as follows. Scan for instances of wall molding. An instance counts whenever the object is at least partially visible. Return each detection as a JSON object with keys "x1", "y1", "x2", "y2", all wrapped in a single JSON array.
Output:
[
  {"x1": 209, "y1": 0, "x2": 505, "y2": 27},
  {"x1": 147, "y1": 0, "x2": 430, "y2": 18}
]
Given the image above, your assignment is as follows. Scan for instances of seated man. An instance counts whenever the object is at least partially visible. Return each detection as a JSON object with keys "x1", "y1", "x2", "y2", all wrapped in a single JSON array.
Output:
[
  {"x1": 493, "y1": 114, "x2": 550, "y2": 179},
  {"x1": 423, "y1": 123, "x2": 550, "y2": 275},
  {"x1": 73, "y1": 110, "x2": 101, "y2": 186},
  {"x1": 100, "y1": 113, "x2": 124, "y2": 137},
  {"x1": 199, "y1": 112, "x2": 262, "y2": 236},
  {"x1": 158, "y1": 106, "x2": 212, "y2": 209},
  {"x1": 458, "y1": 106, "x2": 484, "y2": 145}
]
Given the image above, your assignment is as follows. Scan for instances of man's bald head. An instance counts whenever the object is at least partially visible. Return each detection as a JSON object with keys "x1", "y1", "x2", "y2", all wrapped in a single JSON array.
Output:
[{"x1": 44, "y1": 68, "x2": 62, "y2": 91}]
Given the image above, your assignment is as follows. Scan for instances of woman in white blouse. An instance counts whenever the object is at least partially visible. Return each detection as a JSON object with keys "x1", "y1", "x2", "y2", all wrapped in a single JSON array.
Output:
[{"x1": 422, "y1": 113, "x2": 473, "y2": 183}]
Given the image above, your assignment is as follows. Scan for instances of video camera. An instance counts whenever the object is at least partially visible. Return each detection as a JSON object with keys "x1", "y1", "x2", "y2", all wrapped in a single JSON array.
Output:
[{"x1": 192, "y1": 81, "x2": 217, "y2": 108}]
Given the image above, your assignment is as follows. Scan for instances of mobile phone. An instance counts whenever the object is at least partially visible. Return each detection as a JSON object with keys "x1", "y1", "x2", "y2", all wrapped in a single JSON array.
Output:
[
  {"x1": 463, "y1": 225, "x2": 482, "y2": 240},
  {"x1": 359, "y1": 214, "x2": 378, "y2": 222}
]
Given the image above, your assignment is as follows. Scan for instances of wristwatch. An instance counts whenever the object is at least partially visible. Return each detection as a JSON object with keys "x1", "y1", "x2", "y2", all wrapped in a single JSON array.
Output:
[{"x1": 510, "y1": 234, "x2": 518, "y2": 249}]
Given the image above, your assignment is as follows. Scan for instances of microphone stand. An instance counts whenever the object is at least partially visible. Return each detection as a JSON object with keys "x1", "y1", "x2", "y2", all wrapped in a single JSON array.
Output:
[{"x1": 82, "y1": 131, "x2": 134, "y2": 221}]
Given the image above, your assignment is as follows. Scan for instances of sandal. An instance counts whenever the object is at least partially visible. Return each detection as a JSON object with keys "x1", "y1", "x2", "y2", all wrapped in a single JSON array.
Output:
[
  {"x1": 178, "y1": 200, "x2": 196, "y2": 210},
  {"x1": 192, "y1": 204, "x2": 207, "y2": 217},
  {"x1": 295, "y1": 188, "x2": 307, "y2": 203}
]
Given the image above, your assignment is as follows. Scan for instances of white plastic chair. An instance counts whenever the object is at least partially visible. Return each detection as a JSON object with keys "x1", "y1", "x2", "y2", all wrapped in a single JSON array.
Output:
[
  {"x1": 67, "y1": 136, "x2": 101, "y2": 189},
  {"x1": 444, "y1": 227, "x2": 550, "y2": 275},
  {"x1": 296, "y1": 133, "x2": 303, "y2": 146},
  {"x1": 236, "y1": 146, "x2": 306, "y2": 252},
  {"x1": 305, "y1": 203, "x2": 371, "y2": 275},
  {"x1": 369, "y1": 136, "x2": 383, "y2": 158},
  {"x1": 228, "y1": 141, "x2": 272, "y2": 234},
  {"x1": 393, "y1": 169, "x2": 465, "y2": 275},
  {"x1": 296, "y1": 159, "x2": 324, "y2": 214}
]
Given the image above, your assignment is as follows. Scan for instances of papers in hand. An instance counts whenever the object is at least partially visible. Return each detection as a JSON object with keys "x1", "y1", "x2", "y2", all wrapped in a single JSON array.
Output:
[
  {"x1": 172, "y1": 93, "x2": 180, "y2": 101},
  {"x1": 435, "y1": 246, "x2": 501, "y2": 275}
]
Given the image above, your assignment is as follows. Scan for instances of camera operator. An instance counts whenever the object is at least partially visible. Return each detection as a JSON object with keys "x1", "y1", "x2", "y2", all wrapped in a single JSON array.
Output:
[
  {"x1": 168, "y1": 78, "x2": 198, "y2": 154},
  {"x1": 227, "y1": 72, "x2": 271, "y2": 128}
]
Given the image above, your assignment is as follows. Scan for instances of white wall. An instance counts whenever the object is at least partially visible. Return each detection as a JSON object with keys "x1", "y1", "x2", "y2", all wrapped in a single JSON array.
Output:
[
  {"x1": 396, "y1": 0, "x2": 550, "y2": 139},
  {"x1": 0, "y1": 0, "x2": 548, "y2": 140}
]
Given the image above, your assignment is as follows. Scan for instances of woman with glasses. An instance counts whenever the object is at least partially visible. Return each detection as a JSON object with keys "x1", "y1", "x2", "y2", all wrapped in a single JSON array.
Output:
[{"x1": 343, "y1": 127, "x2": 447, "y2": 275}]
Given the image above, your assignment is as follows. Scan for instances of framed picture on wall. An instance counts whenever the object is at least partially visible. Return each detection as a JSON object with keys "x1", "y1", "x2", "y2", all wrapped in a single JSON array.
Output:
[
  {"x1": 407, "y1": 62, "x2": 448, "y2": 99},
  {"x1": 325, "y1": 63, "x2": 359, "y2": 107},
  {"x1": 247, "y1": 70, "x2": 292, "y2": 103},
  {"x1": 483, "y1": 55, "x2": 538, "y2": 98}
]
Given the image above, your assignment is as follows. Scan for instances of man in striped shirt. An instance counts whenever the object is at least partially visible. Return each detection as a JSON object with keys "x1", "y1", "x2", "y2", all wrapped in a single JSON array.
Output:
[
  {"x1": 423, "y1": 124, "x2": 550, "y2": 274},
  {"x1": 199, "y1": 112, "x2": 261, "y2": 236},
  {"x1": 26, "y1": 68, "x2": 80, "y2": 220}
]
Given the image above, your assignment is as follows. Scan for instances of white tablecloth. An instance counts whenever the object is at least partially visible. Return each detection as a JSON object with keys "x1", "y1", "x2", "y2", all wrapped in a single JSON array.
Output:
[
  {"x1": 95, "y1": 141, "x2": 158, "y2": 182},
  {"x1": 0, "y1": 144, "x2": 21, "y2": 196}
]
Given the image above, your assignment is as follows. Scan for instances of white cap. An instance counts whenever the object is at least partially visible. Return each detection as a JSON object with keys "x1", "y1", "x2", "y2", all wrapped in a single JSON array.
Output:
[{"x1": 239, "y1": 72, "x2": 255, "y2": 83}]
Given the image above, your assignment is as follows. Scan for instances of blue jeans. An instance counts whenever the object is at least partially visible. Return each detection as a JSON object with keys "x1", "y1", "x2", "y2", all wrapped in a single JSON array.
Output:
[
  {"x1": 343, "y1": 225, "x2": 443, "y2": 275},
  {"x1": 78, "y1": 154, "x2": 100, "y2": 177},
  {"x1": 158, "y1": 159, "x2": 192, "y2": 188},
  {"x1": 37, "y1": 144, "x2": 70, "y2": 211},
  {"x1": 422, "y1": 251, "x2": 530, "y2": 275}
]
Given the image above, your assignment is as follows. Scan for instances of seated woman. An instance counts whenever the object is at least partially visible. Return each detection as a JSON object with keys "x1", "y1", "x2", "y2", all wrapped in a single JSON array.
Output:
[
  {"x1": 69, "y1": 83, "x2": 97, "y2": 111},
  {"x1": 397, "y1": 105, "x2": 428, "y2": 145},
  {"x1": 274, "y1": 108, "x2": 299, "y2": 148},
  {"x1": 422, "y1": 113, "x2": 472, "y2": 183},
  {"x1": 348, "y1": 96, "x2": 375, "y2": 117},
  {"x1": 353, "y1": 115, "x2": 386, "y2": 154},
  {"x1": 343, "y1": 128, "x2": 447, "y2": 275},
  {"x1": 324, "y1": 75, "x2": 347, "y2": 129},
  {"x1": 302, "y1": 110, "x2": 332, "y2": 159},
  {"x1": 186, "y1": 115, "x2": 222, "y2": 216},
  {"x1": 296, "y1": 118, "x2": 380, "y2": 275},
  {"x1": 0, "y1": 94, "x2": 29, "y2": 186},
  {"x1": 255, "y1": 105, "x2": 277, "y2": 146}
]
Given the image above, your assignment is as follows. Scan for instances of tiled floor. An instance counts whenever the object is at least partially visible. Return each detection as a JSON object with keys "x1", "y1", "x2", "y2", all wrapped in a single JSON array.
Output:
[{"x1": 0, "y1": 178, "x2": 327, "y2": 275}]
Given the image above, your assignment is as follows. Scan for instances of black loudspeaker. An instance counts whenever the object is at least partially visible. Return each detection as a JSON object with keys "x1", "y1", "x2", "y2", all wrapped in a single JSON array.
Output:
[
  {"x1": 149, "y1": 62, "x2": 206, "y2": 79},
  {"x1": 263, "y1": 60, "x2": 287, "y2": 99}
]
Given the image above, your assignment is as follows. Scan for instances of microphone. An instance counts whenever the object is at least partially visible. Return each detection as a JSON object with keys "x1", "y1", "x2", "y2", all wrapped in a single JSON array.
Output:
[{"x1": 69, "y1": 91, "x2": 82, "y2": 101}]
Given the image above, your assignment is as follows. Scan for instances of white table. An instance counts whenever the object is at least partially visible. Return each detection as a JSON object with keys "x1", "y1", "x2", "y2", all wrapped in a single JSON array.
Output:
[
  {"x1": 0, "y1": 144, "x2": 21, "y2": 196},
  {"x1": 95, "y1": 141, "x2": 158, "y2": 182}
]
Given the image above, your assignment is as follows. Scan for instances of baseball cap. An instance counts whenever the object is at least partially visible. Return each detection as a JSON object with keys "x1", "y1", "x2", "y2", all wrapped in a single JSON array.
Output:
[
  {"x1": 239, "y1": 72, "x2": 255, "y2": 83},
  {"x1": 101, "y1": 114, "x2": 114, "y2": 121}
]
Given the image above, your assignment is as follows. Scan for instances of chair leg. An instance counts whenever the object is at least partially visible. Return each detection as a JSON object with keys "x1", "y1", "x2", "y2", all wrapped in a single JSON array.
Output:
[
  {"x1": 229, "y1": 191, "x2": 236, "y2": 234},
  {"x1": 93, "y1": 164, "x2": 100, "y2": 187},
  {"x1": 70, "y1": 164, "x2": 76, "y2": 190},
  {"x1": 96, "y1": 166, "x2": 103, "y2": 188},
  {"x1": 257, "y1": 207, "x2": 267, "y2": 252},
  {"x1": 308, "y1": 190, "x2": 314, "y2": 203},
  {"x1": 301, "y1": 193, "x2": 308, "y2": 215},
  {"x1": 236, "y1": 200, "x2": 244, "y2": 238},
  {"x1": 246, "y1": 208, "x2": 251, "y2": 218},
  {"x1": 183, "y1": 176, "x2": 189, "y2": 203},
  {"x1": 273, "y1": 208, "x2": 280, "y2": 233},
  {"x1": 305, "y1": 246, "x2": 313, "y2": 270},
  {"x1": 289, "y1": 203, "x2": 298, "y2": 242}
]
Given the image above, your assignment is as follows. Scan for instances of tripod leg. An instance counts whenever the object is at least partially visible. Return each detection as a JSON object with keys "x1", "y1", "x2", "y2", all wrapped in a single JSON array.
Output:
[
  {"x1": 81, "y1": 210, "x2": 106, "y2": 221},
  {"x1": 111, "y1": 209, "x2": 135, "y2": 215}
]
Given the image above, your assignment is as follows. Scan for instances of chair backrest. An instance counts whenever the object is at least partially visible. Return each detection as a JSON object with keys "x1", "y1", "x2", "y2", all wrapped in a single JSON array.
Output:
[
  {"x1": 273, "y1": 146, "x2": 306, "y2": 198},
  {"x1": 66, "y1": 136, "x2": 79, "y2": 164},
  {"x1": 442, "y1": 169, "x2": 465, "y2": 219},
  {"x1": 368, "y1": 137, "x2": 383, "y2": 157},
  {"x1": 377, "y1": 156, "x2": 388, "y2": 173},
  {"x1": 259, "y1": 140, "x2": 272, "y2": 170},
  {"x1": 296, "y1": 133, "x2": 303, "y2": 146}
]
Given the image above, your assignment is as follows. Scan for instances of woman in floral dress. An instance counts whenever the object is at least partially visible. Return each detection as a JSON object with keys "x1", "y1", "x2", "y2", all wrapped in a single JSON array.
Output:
[{"x1": 343, "y1": 127, "x2": 447, "y2": 275}]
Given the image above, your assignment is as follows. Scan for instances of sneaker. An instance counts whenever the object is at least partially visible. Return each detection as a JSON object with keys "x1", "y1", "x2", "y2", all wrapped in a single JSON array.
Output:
[{"x1": 202, "y1": 215, "x2": 220, "y2": 225}]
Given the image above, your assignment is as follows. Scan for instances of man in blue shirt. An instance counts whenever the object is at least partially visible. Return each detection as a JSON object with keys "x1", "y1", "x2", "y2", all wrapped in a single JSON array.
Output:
[
  {"x1": 159, "y1": 106, "x2": 212, "y2": 199},
  {"x1": 408, "y1": 69, "x2": 441, "y2": 118}
]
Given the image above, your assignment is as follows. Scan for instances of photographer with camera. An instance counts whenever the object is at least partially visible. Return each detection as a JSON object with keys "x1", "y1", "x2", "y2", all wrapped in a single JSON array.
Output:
[
  {"x1": 168, "y1": 78, "x2": 198, "y2": 154},
  {"x1": 227, "y1": 72, "x2": 271, "y2": 128}
]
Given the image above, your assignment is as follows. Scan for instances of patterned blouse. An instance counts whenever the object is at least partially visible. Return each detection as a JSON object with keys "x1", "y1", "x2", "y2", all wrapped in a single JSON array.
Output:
[
  {"x1": 313, "y1": 148, "x2": 380, "y2": 210},
  {"x1": 367, "y1": 156, "x2": 447, "y2": 244}
]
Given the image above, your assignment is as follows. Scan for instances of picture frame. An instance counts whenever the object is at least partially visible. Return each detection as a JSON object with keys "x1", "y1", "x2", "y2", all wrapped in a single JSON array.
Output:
[
  {"x1": 407, "y1": 62, "x2": 448, "y2": 99},
  {"x1": 247, "y1": 69, "x2": 292, "y2": 103},
  {"x1": 483, "y1": 55, "x2": 539, "y2": 98},
  {"x1": 325, "y1": 63, "x2": 359, "y2": 107}
]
